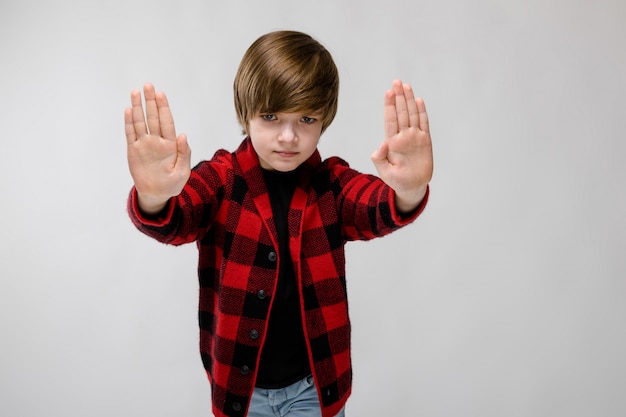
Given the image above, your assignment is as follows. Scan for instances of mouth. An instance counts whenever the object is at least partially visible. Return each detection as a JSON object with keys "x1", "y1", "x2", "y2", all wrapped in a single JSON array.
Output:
[{"x1": 275, "y1": 151, "x2": 299, "y2": 158}]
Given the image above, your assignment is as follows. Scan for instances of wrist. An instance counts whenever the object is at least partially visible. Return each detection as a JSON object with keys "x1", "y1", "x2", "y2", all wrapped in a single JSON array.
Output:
[
  {"x1": 136, "y1": 192, "x2": 170, "y2": 216},
  {"x1": 394, "y1": 185, "x2": 428, "y2": 214}
]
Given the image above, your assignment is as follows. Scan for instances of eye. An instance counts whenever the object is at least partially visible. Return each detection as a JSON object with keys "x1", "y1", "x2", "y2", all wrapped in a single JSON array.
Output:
[
  {"x1": 261, "y1": 114, "x2": 277, "y2": 121},
  {"x1": 300, "y1": 116, "x2": 316, "y2": 124}
]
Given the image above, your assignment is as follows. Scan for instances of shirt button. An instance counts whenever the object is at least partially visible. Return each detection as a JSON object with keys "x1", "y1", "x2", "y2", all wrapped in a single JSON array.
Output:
[
  {"x1": 268, "y1": 251, "x2": 277, "y2": 262},
  {"x1": 249, "y1": 329, "x2": 259, "y2": 340},
  {"x1": 240, "y1": 365, "x2": 250, "y2": 375},
  {"x1": 257, "y1": 289, "x2": 267, "y2": 300},
  {"x1": 232, "y1": 402, "x2": 242, "y2": 412}
]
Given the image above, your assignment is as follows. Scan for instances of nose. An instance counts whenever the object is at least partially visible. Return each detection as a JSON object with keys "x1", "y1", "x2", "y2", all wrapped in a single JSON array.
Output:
[{"x1": 278, "y1": 122, "x2": 297, "y2": 143}]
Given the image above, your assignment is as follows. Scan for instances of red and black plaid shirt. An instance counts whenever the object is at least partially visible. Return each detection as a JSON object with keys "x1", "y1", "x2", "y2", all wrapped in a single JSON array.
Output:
[{"x1": 128, "y1": 138, "x2": 428, "y2": 417}]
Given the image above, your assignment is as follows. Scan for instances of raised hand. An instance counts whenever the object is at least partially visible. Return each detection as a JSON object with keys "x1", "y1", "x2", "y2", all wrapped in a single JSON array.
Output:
[
  {"x1": 125, "y1": 83, "x2": 191, "y2": 214},
  {"x1": 371, "y1": 80, "x2": 433, "y2": 213}
]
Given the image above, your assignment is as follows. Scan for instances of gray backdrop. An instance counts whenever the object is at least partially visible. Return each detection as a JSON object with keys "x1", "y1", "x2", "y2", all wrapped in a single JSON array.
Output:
[{"x1": 1, "y1": 0, "x2": 625, "y2": 416}]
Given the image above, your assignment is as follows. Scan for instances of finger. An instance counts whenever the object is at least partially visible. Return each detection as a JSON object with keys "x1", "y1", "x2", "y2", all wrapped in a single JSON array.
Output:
[
  {"x1": 393, "y1": 79, "x2": 410, "y2": 129},
  {"x1": 156, "y1": 91, "x2": 177, "y2": 140},
  {"x1": 124, "y1": 107, "x2": 137, "y2": 144},
  {"x1": 384, "y1": 89, "x2": 398, "y2": 140},
  {"x1": 130, "y1": 89, "x2": 148, "y2": 138},
  {"x1": 416, "y1": 97, "x2": 430, "y2": 133},
  {"x1": 403, "y1": 83, "x2": 420, "y2": 128},
  {"x1": 143, "y1": 83, "x2": 161, "y2": 137}
]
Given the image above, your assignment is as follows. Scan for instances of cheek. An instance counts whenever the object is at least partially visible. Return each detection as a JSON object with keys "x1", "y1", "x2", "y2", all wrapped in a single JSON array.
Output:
[
  {"x1": 305, "y1": 127, "x2": 322, "y2": 143},
  {"x1": 302, "y1": 137, "x2": 321, "y2": 155}
]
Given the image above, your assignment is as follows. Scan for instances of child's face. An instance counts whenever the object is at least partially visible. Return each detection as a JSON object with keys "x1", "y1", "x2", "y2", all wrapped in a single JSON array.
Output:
[{"x1": 248, "y1": 110, "x2": 323, "y2": 172}]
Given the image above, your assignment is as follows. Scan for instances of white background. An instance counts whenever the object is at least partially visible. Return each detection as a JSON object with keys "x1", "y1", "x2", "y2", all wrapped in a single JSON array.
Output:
[{"x1": 1, "y1": 0, "x2": 625, "y2": 416}]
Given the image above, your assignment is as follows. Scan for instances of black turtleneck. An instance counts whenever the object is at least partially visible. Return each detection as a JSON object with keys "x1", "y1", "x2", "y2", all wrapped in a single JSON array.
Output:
[{"x1": 255, "y1": 168, "x2": 311, "y2": 388}]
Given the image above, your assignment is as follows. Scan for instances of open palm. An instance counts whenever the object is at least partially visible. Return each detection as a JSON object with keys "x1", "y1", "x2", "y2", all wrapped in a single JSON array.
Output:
[
  {"x1": 124, "y1": 83, "x2": 191, "y2": 213},
  {"x1": 371, "y1": 80, "x2": 433, "y2": 211}
]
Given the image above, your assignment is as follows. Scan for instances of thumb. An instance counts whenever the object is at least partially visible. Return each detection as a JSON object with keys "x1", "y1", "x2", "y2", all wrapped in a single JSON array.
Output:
[
  {"x1": 370, "y1": 141, "x2": 389, "y2": 165},
  {"x1": 176, "y1": 133, "x2": 191, "y2": 159},
  {"x1": 177, "y1": 133, "x2": 192, "y2": 167}
]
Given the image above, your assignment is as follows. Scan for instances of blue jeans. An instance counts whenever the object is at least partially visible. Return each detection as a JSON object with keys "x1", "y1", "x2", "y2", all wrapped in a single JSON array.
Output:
[{"x1": 248, "y1": 374, "x2": 346, "y2": 417}]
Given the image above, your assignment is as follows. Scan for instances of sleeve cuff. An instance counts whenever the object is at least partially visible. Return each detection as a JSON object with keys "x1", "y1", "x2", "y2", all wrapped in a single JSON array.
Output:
[
  {"x1": 128, "y1": 187, "x2": 176, "y2": 226},
  {"x1": 389, "y1": 185, "x2": 430, "y2": 225}
]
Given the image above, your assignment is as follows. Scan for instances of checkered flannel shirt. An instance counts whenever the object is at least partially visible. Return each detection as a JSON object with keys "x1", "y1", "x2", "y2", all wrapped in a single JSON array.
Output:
[{"x1": 128, "y1": 138, "x2": 428, "y2": 417}]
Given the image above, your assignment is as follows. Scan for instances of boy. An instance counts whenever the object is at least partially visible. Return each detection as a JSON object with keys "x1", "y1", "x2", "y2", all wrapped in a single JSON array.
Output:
[{"x1": 125, "y1": 30, "x2": 433, "y2": 417}]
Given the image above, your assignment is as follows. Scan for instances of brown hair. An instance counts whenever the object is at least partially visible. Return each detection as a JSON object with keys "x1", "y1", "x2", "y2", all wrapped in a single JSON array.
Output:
[{"x1": 234, "y1": 30, "x2": 339, "y2": 135}]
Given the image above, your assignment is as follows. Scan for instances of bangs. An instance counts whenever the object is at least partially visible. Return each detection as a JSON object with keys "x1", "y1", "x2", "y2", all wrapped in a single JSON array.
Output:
[{"x1": 257, "y1": 52, "x2": 337, "y2": 116}]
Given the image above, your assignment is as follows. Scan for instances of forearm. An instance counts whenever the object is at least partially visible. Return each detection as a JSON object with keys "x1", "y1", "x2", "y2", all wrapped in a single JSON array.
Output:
[
  {"x1": 337, "y1": 163, "x2": 426, "y2": 240},
  {"x1": 127, "y1": 162, "x2": 224, "y2": 246}
]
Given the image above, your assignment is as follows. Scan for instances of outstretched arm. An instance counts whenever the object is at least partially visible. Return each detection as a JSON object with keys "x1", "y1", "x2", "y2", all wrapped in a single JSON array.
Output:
[
  {"x1": 371, "y1": 79, "x2": 433, "y2": 213},
  {"x1": 125, "y1": 83, "x2": 191, "y2": 215}
]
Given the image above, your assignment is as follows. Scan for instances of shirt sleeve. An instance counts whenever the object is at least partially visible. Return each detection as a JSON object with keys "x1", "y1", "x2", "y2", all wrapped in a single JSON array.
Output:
[
  {"x1": 127, "y1": 159, "x2": 226, "y2": 246},
  {"x1": 328, "y1": 157, "x2": 429, "y2": 241},
  {"x1": 128, "y1": 189, "x2": 177, "y2": 227}
]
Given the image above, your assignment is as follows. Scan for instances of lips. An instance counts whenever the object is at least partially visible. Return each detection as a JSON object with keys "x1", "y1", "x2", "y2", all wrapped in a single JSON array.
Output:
[{"x1": 275, "y1": 151, "x2": 298, "y2": 158}]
